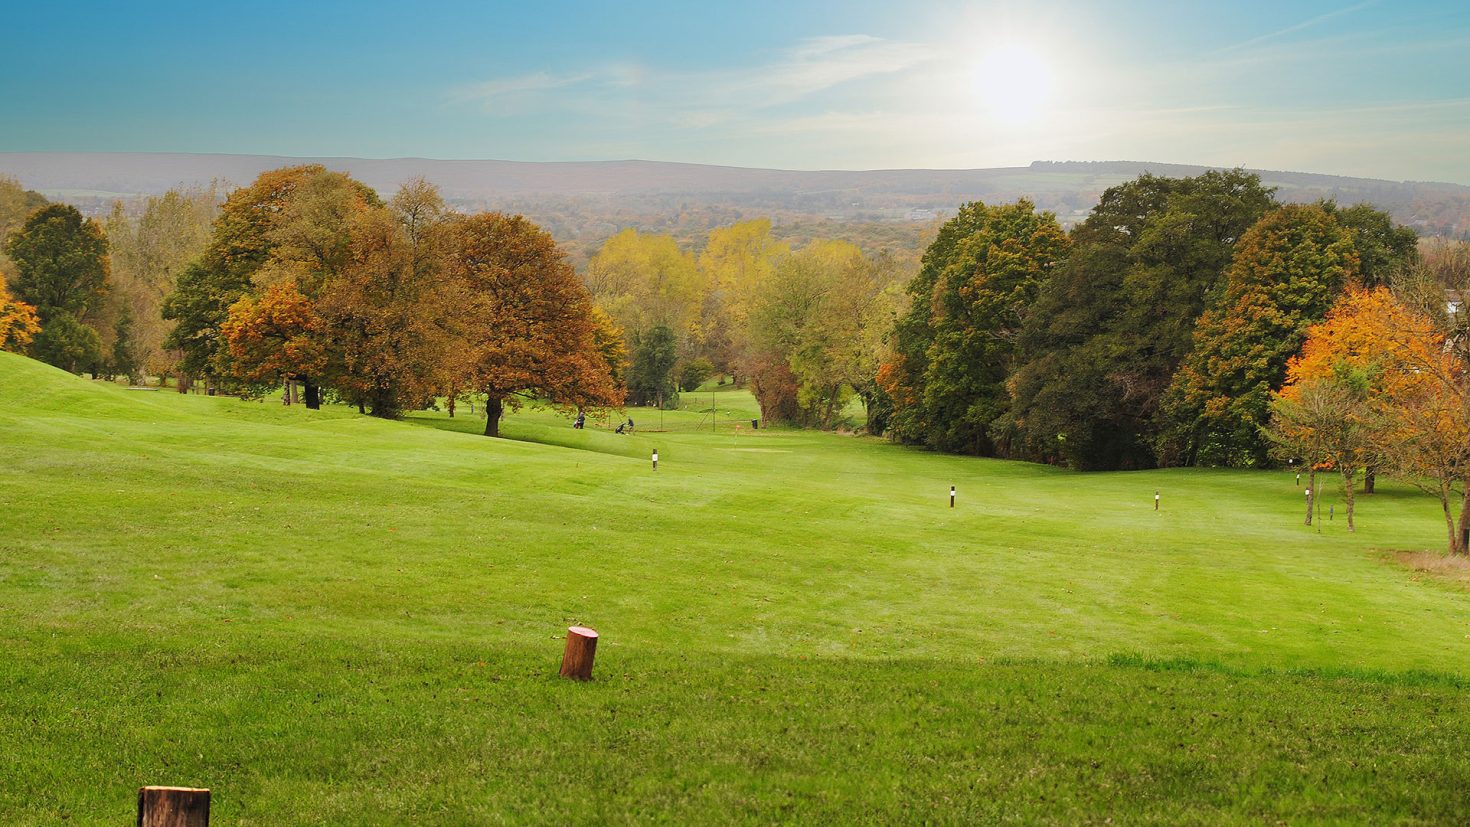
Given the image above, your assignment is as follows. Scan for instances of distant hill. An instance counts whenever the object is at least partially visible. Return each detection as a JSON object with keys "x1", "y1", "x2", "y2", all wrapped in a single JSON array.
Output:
[{"x1": 2, "y1": 153, "x2": 1467, "y2": 260}]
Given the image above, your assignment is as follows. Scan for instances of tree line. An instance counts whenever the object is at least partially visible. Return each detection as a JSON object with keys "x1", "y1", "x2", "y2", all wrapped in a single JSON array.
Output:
[
  {"x1": 880, "y1": 171, "x2": 1430, "y2": 470},
  {"x1": 876, "y1": 170, "x2": 1470, "y2": 553},
  {"x1": 0, "y1": 166, "x2": 911, "y2": 436},
  {"x1": 6, "y1": 164, "x2": 1470, "y2": 546}
]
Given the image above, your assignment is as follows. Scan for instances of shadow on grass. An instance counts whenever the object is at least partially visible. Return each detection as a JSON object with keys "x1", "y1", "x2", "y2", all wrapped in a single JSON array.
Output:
[{"x1": 402, "y1": 410, "x2": 653, "y2": 460}]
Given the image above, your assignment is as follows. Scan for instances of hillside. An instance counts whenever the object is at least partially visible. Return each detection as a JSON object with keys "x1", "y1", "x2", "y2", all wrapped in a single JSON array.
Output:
[
  {"x1": 3, "y1": 154, "x2": 1467, "y2": 259},
  {"x1": 4, "y1": 349, "x2": 1470, "y2": 822}
]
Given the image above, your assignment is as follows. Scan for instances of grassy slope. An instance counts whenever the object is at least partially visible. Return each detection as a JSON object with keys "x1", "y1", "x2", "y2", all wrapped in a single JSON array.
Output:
[{"x1": 1, "y1": 350, "x2": 1468, "y2": 824}]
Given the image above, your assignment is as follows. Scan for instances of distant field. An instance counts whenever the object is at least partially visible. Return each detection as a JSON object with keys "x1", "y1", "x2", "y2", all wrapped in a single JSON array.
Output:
[{"x1": 2, "y1": 351, "x2": 1469, "y2": 824}]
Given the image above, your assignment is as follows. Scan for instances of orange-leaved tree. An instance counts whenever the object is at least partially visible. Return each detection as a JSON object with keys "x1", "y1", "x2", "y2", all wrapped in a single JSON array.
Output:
[
  {"x1": 445, "y1": 213, "x2": 623, "y2": 437},
  {"x1": 1277, "y1": 287, "x2": 1467, "y2": 547},
  {"x1": 0, "y1": 273, "x2": 41, "y2": 352},
  {"x1": 219, "y1": 281, "x2": 325, "y2": 395}
]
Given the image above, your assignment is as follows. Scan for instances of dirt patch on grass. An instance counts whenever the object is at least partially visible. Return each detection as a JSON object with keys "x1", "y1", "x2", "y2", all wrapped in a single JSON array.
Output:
[{"x1": 1392, "y1": 550, "x2": 1470, "y2": 590}]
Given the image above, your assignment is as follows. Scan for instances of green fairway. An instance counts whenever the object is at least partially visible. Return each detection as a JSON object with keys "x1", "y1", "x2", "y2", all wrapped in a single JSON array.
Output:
[{"x1": 2, "y1": 349, "x2": 1469, "y2": 824}]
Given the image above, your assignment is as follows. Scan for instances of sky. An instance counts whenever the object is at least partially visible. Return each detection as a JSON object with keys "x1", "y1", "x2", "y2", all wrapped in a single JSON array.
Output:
[{"x1": 2, "y1": 0, "x2": 1468, "y2": 183}]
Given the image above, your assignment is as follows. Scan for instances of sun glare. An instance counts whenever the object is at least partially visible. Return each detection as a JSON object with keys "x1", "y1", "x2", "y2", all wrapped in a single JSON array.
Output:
[{"x1": 973, "y1": 42, "x2": 1055, "y2": 126}]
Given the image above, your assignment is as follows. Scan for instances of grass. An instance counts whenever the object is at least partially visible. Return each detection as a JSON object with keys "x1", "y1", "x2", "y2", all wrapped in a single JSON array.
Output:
[{"x1": 2, "y1": 349, "x2": 1469, "y2": 824}]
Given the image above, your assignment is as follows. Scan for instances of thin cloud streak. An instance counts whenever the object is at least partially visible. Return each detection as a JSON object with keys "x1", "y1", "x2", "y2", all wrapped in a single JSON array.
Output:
[
  {"x1": 450, "y1": 71, "x2": 596, "y2": 108},
  {"x1": 450, "y1": 34, "x2": 932, "y2": 115},
  {"x1": 1213, "y1": 0, "x2": 1378, "y2": 54}
]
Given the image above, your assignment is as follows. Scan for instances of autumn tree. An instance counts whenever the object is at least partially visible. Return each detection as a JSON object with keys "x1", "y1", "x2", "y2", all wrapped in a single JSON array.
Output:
[
  {"x1": 105, "y1": 186, "x2": 219, "y2": 379},
  {"x1": 745, "y1": 240, "x2": 902, "y2": 428},
  {"x1": 1281, "y1": 287, "x2": 1437, "y2": 493},
  {"x1": 1161, "y1": 204, "x2": 1360, "y2": 467},
  {"x1": 586, "y1": 228, "x2": 704, "y2": 364},
  {"x1": 5, "y1": 204, "x2": 110, "y2": 373},
  {"x1": 164, "y1": 165, "x2": 326, "y2": 383},
  {"x1": 1388, "y1": 241, "x2": 1470, "y2": 553},
  {"x1": 1270, "y1": 366, "x2": 1377, "y2": 530},
  {"x1": 589, "y1": 305, "x2": 628, "y2": 393},
  {"x1": 883, "y1": 200, "x2": 1068, "y2": 454},
  {"x1": 310, "y1": 180, "x2": 459, "y2": 416},
  {"x1": 698, "y1": 219, "x2": 787, "y2": 379},
  {"x1": 0, "y1": 274, "x2": 41, "y2": 352},
  {"x1": 166, "y1": 166, "x2": 400, "y2": 406},
  {"x1": 446, "y1": 212, "x2": 621, "y2": 437},
  {"x1": 0, "y1": 175, "x2": 48, "y2": 277},
  {"x1": 219, "y1": 281, "x2": 324, "y2": 395}
]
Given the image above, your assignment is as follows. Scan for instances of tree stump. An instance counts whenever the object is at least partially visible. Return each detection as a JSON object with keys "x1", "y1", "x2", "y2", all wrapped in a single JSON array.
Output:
[
  {"x1": 559, "y1": 626, "x2": 599, "y2": 680},
  {"x1": 137, "y1": 786, "x2": 210, "y2": 827}
]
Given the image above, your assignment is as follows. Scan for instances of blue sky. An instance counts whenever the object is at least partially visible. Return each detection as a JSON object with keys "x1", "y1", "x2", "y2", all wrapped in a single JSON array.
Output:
[{"x1": 2, "y1": 0, "x2": 1468, "y2": 182}]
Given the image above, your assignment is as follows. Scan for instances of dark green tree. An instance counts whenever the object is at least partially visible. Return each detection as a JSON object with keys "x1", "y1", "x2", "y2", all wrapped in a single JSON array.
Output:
[
  {"x1": 629, "y1": 324, "x2": 678, "y2": 408},
  {"x1": 110, "y1": 306, "x2": 141, "y2": 383},
  {"x1": 883, "y1": 200, "x2": 1068, "y2": 455},
  {"x1": 29, "y1": 312, "x2": 101, "y2": 374},
  {"x1": 6, "y1": 205, "x2": 108, "y2": 319},
  {"x1": 4, "y1": 204, "x2": 110, "y2": 372},
  {"x1": 162, "y1": 258, "x2": 249, "y2": 379},
  {"x1": 1007, "y1": 170, "x2": 1277, "y2": 469},
  {"x1": 1325, "y1": 201, "x2": 1418, "y2": 286},
  {"x1": 679, "y1": 357, "x2": 714, "y2": 392}
]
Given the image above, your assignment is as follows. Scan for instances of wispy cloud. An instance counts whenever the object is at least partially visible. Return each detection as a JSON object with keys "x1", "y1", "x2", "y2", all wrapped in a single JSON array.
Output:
[
  {"x1": 449, "y1": 71, "x2": 596, "y2": 110},
  {"x1": 450, "y1": 34, "x2": 932, "y2": 117},
  {"x1": 719, "y1": 34, "x2": 931, "y2": 105},
  {"x1": 1213, "y1": 0, "x2": 1377, "y2": 54}
]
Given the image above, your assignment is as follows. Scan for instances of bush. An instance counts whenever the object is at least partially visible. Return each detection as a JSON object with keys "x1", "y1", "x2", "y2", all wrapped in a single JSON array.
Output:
[{"x1": 679, "y1": 358, "x2": 715, "y2": 392}]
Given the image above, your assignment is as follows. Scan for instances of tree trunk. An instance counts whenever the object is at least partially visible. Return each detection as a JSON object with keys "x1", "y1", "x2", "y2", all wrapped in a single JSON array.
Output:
[
  {"x1": 1441, "y1": 478, "x2": 1459, "y2": 555},
  {"x1": 1458, "y1": 480, "x2": 1470, "y2": 556},
  {"x1": 484, "y1": 395, "x2": 504, "y2": 437},
  {"x1": 178, "y1": 375, "x2": 190, "y2": 395},
  {"x1": 282, "y1": 378, "x2": 292, "y2": 405},
  {"x1": 1364, "y1": 467, "x2": 1376, "y2": 494},
  {"x1": 559, "y1": 626, "x2": 599, "y2": 680},
  {"x1": 447, "y1": 395, "x2": 456, "y2": 418},
  {"x1": 137, "y1": 786, "x2": 210, "y2": 827},
  {"x1": 304, "y1": 381, "x2": 320, "y2": 410},
  {"x1": 1305, "y1": 469, "x2": 1316, "y2": 526},
  {"x1": 1341, "y1": 466, "x2": 1356, "y2": 532}
]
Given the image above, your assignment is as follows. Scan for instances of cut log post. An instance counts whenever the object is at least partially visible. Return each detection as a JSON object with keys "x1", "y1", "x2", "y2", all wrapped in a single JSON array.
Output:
[
  {"x1": 559, "y1": 626, "x2": 599, "y2": 680},
  {"x1": 137, "y1": 786, "x2": 210, "y2": 827}
]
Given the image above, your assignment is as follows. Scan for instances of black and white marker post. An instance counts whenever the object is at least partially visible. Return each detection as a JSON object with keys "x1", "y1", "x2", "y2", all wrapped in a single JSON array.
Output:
[
  {"x1": 1154, "y1": 490, "x2": 1160, "y2": 511},
  {"x1": 652, "y1": 448, "x2": 659, "y2": 471},
  {"x1": 950, "y1": 485, "x2": 956, "y2": 508}
]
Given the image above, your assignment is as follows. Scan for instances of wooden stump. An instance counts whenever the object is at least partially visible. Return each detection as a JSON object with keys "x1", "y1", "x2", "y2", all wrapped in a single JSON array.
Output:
[
  {"x1": 559, "y1": 626, "x2": 599, "y2": 680},
  {"x1": 137, "y1": 786, "x2": 210, "y2": 827}
]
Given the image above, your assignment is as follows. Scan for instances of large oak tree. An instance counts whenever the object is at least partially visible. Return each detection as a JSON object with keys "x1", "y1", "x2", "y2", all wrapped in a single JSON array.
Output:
[{"x1": 446, "y1": 212, "x2": 622, "y2": 437}]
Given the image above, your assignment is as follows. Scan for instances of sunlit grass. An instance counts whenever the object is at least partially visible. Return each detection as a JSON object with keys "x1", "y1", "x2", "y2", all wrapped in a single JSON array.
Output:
[{"x1": 2, "y1": 351, "x2": 1469, "y2": 823}]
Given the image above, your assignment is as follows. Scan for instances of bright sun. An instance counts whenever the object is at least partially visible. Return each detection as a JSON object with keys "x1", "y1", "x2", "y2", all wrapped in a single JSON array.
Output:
[{"x1": 973, "y1": 42, "x2": 1055, "y2": 126}]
